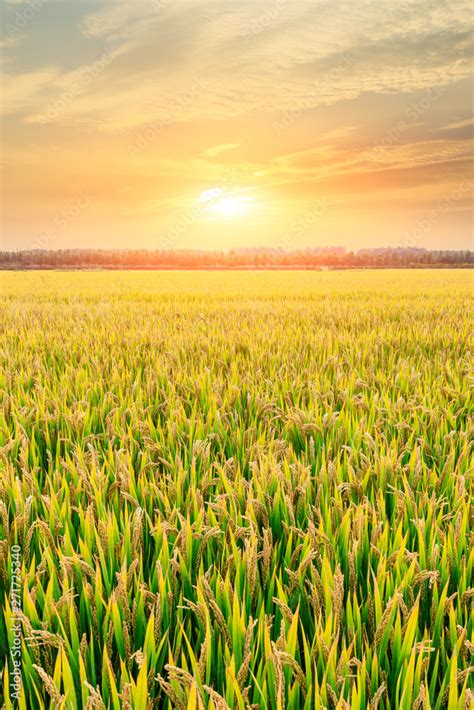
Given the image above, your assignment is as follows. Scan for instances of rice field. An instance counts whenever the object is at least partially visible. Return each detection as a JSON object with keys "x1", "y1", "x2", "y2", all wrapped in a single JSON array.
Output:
[{"x1": 0, "y1": 270, "x2": 472, "y2": 709}]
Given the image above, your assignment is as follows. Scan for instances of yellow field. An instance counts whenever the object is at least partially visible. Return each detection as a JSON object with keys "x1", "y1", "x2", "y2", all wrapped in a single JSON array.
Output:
[{"x1": 0, "y1": 270, "x2": 472, "y2": 709}]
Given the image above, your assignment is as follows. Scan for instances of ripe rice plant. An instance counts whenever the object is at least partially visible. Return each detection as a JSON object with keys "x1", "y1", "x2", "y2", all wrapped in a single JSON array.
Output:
[{"x1": 0, "y1": 270, "x2": 472, "y2": 709}]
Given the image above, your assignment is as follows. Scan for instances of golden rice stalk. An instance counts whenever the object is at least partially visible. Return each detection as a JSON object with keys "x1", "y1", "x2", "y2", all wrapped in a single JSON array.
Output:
[
  {"x1": 201, "y1": 579, "x2": 231, "y2": 647},
  {"x1": 166, "y1": 664, "x2": 194, "y2": 688},
  {"x1": 245, "y1": 537, "x2": 258, "y2": 603},
  {"x1": 120, "y1": 682, "x2": 132, "y2": 710},
  {"x1": 332, "y1": 564, "x2": 345, "y2": 628},
  {"x1": 460, "y1": 588, "x2": 474, "y2": 604},
  {"x1": 272, "y1": 598, "x2": 293, "y2": 626},
  {"x1": 0, "y1": 540, "x2": 7, "y2": 587},
  {"x1": 370, "y1": 682, "x2": 386, "y2": 709},
  {"x1": 261, "y1": 527, "x2": 273, "y2": 588},
  {"x1": 375, "y1": 593, "x2": 401, "y2": 646},
  {"x1": 184, "y1": 597, "x2": 207, "y2": 627},
  {"x1": 155, "y1": 673, "x2": 185, "y2": 710},
  {"x1": 412, "y1": 684, "x2": 427, "y2": 710},
  {"x1": 198, "y1": 635, "x2": 208, "y2": 682},
  {"x1": 154, "y1": 595, "x2": 162, "y2": 646},
  {"x1": 132, "y1": 507, "x2": 144, "y2": 552},
  {"x1": 25, "y1": 520, "x2": 56, "y2": 560},
  {"x1": 326, "y1": 683, "x2": 339, "y2": 709},
  {"x1": 26, "y1": 628, "x2": 64, "y2": 649},
  {"x1": 33, "y1": 665, "x2": 65, "y2": 706},
  {"x1": 237, "y1": 618, "x2": 256, "y2": 688},
  {"x1": 203, "y1": 685, "x2": 232, "y2": 710},
  {"x1": 79, "y1": 633, "x2": 88, "y2": 659},
  {"x1": 0, "y1": 500, "x2": 9, "y2": 539},
  {"x1": 84, "y1": 682, "x2": 106, "y2": 710},
  {"x1": 270, "y1": 643, "x2": 285, "y2": 710},
  {"x1": 463, "y1": 689, "x2": 473, "y2": 710},
  {"x1": 277, "y1": 650, "x2": 306, "y2": 696}
]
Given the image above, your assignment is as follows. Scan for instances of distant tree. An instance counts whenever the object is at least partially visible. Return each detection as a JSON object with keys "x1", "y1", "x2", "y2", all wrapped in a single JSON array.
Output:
[{"x1": 0, "y1": 247, "x2": 473, "y2": 270}]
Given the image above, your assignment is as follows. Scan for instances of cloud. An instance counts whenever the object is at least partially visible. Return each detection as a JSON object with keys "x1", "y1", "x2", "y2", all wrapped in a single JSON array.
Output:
[
  {"x1": 80, "y1": 1, "x2": 159, "y2": 42},
  {"x1": 441, "y1": 118, "x2": 474, "y2": 131},
  {"x1": 202, "y1": 143, "x2": 240, "y2": 158},
  {"x1": 2, "y1": 0, "x2": 472, "y2": 130},
  {"x1": 0, "y1": 67, "x2": 59, "y2": 116},
  {"x1": 0, "y1": 32, "x2": 25, "y2": 49}
]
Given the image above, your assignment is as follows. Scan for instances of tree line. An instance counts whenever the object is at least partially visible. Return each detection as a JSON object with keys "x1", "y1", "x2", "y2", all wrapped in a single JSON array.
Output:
[{"x1": 1, "y1": 247, "x2": 472, "y2": 269}]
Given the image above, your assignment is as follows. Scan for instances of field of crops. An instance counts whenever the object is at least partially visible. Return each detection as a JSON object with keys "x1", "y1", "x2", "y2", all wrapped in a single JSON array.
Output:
[{"x1": 0, "y1": 270, "x2": 472, "y2": 709}]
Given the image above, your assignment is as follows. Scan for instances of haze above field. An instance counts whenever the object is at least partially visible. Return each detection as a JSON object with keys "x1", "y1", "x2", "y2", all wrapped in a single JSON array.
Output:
[{"x1": 1, "y1": 0, "x2": 472, "y2": 251}]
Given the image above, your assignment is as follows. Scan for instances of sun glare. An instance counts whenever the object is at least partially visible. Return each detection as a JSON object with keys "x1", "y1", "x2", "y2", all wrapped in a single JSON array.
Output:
[
  {"x1": 198, "y1": 189, "x2": 256, "y2": 219},
  {"x1": 210, "y1": 196, "x2": 248, "y2": 217}
]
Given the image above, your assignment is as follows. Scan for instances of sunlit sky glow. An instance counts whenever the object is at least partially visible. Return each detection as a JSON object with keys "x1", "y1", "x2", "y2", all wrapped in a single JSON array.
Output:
[{"x1": 1, "y1": 0, "x2": 473, "y2": 251}]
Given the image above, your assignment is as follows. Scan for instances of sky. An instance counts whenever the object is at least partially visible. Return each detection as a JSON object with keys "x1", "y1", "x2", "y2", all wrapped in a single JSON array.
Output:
[{"x1": 1, "y1": 0, "x2": 473, "y2": 252}]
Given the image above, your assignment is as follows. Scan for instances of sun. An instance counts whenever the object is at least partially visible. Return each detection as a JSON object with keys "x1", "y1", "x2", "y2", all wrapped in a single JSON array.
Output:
[
  {"x1": 210, "y1": 195, "x2": 248, "y2": 217},
  {"x1": 198, "y1": 189, "x2": 255, "y2": 219}
]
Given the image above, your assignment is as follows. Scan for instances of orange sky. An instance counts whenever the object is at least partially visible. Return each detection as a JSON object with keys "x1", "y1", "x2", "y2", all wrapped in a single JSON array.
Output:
[{"x1": 1, "y1": 0, "x2": 473, "y2": 251}]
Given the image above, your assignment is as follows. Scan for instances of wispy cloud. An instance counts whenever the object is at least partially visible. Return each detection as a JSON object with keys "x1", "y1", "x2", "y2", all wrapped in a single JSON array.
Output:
[
  {"x1": 202, "y1": 143, "x2": 241, "y2": 158},
  {"x1": 440, "y1": 117, "x2": 474, "y2": 131}
]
